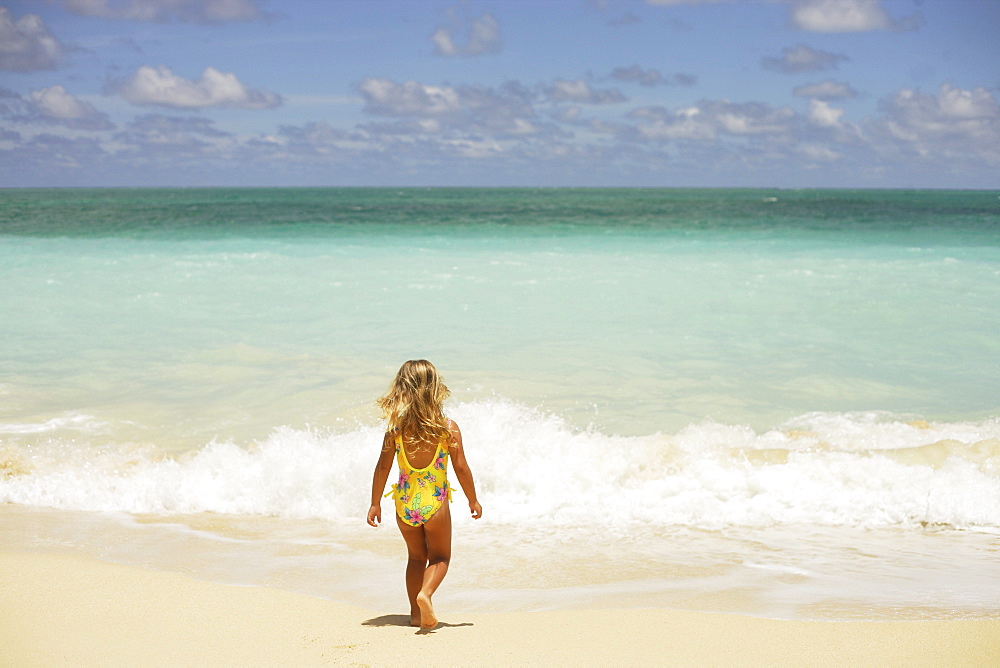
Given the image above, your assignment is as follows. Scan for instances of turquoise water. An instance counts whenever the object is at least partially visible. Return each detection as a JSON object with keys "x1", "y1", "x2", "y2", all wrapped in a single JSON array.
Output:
[
  {"x1": 2, "y1": 188, "x2": 997, "y2": 438},
  {"x1": 2, "y1": 188, "x2": 999, "y2": 619}
]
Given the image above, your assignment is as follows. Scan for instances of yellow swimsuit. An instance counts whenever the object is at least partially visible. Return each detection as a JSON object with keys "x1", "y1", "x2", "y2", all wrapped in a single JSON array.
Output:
[{"x1": 388, "y1": 434, "x2": 452, "y2": 526}]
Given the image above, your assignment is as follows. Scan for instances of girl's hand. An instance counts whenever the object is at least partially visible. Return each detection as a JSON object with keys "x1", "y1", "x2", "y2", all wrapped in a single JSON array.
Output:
[
  {"x1": 469, "y1": 501, "x2": 482, "y2": 519},
  {"x1": 367, "y1": 504, "x2": 381, "y2": 527}
]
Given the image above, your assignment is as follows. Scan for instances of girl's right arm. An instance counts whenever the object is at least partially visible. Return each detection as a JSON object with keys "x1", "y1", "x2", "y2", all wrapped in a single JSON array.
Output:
[{"x1": 367, "y1": 431, "x2": 395, "y2": 527}]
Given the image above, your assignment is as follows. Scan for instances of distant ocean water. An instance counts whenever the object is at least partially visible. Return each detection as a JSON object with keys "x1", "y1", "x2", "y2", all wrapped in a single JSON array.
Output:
[{"x1": 1, "y1": 187, "x2": 998, "y2": 619}]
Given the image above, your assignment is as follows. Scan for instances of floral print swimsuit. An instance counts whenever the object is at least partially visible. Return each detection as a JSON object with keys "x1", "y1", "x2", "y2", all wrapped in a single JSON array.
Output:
[{"x1": 389, "y1": 433, "x2": 452, "y2": 527}]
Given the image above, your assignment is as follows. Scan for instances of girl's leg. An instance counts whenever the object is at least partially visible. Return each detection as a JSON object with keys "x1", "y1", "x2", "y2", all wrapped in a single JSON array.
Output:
[
  {"x1": 415, "y1": 504, "x2": 452, "y2": 629},
  {"x1": 396, "y1": 516, "x2": 429, "y2": 626}
]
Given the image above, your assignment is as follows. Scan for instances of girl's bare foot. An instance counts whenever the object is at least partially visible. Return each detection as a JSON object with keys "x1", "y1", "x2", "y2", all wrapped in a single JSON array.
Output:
[
  {"x1": 416, "y1": 592, "x2": 437, "y2": 629},
  {"x1": 409, "y1": 611, "x2": 421, "y2": 627}
]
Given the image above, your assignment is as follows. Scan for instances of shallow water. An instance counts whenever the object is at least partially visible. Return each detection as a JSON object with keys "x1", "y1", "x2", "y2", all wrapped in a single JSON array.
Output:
[{"x1": 4, "y1": 506, "x2": 998, "y2": 621}]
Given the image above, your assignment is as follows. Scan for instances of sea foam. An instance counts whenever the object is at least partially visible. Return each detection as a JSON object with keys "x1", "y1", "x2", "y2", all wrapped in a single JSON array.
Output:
[{"x1": 2, "y1": 399, "x2": 998, "y2": 530}]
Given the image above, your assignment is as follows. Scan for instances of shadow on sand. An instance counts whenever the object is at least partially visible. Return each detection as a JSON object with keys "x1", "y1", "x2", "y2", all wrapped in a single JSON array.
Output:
[{"x1": 361, "y1": 614, "x2": 474, "y2": 634}]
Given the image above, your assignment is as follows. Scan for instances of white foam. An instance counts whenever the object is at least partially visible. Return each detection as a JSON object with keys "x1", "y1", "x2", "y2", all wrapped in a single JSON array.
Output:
[
  {"x1": 1, "y1": 400, "x2": 998, "y2": 529},
  {"x1": 0, "y1": 413, "x2": 106, "y2": 434}
]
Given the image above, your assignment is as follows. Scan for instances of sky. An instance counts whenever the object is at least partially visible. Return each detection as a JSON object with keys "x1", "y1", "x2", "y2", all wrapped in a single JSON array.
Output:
[{"x1": 1, "y1": 0, "x2": 998, "y2": 188}]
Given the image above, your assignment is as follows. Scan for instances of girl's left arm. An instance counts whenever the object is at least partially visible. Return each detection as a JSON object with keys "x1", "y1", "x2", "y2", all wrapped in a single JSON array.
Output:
[
  {"x1": 448, "y1": 420, "x2": 482, "y2": 519},
  {"x1": 367, "y1": 432, "x2": 395, "y2": 527}
]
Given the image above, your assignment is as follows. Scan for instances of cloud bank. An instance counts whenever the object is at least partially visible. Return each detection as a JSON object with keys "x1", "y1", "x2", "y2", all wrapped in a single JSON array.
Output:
[{"x1": 0, "y1": 0, "x2": 994, "y2": 188}]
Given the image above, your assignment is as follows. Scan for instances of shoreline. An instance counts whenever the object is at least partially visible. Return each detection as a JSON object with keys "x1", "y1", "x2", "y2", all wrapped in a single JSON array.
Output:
[{"x1": 2, "y1": 550, "x2": 998, "y2": 666}]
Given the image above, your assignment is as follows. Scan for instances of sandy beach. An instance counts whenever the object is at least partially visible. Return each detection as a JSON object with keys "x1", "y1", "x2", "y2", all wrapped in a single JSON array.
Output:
[{"x1": 2, "y1": 550, "x2": 997, "y2": 667}]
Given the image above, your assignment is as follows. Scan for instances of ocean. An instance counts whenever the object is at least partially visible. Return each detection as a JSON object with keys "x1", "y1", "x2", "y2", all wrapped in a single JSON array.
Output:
[{"x1": 2, "y1": 187, "x2": 998, "y2": 620}]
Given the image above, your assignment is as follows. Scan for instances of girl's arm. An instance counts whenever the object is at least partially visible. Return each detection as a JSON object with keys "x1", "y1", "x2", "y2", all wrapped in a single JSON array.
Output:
[
  {"x1": 367, "y1": 431, "x2": 395, "y2": 527},
  {"x1": 448, "y1": 420, "x2": 482, "y2": 519}
]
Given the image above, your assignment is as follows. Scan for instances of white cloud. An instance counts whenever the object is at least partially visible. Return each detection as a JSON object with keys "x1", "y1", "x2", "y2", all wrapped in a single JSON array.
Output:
[
  {"x1": 554, "y1": 106, "x2": 582, "y2": 123},
  {"x1": 108, "y1": 114, "x2": 240, "y2": 172},
  {"x1": 799, "y1": 143, "x2": 843, "y2": 161},
  {"x1": 60, "y1": 0, "x2": 265, "y2": 23},
  {"x1": 612, "y1": 66, "x2": 697, "y2": 87},
  {"x1": 357, "y1": 77, "x2": 549, "y2": 140},
  {"x1": 431, "y1": 12, "x2": 502, "y2": 58},
  {"x1": 876, "y1": 83, "x2": 1000, "y2": 147},
  {"x1": 444, "y1": 136, "x2": 503, "y2": 159},
  {"x1": 0, "y1": 7, "x2": 66, "y2": 72},
  {"x1": 646, "y1": 0, "x2": 922, "y2": 33},
  {"x1": 1, "y1": 85, "x2": 113, "y2": 130},
  {"x1": 644, "y1": 0, "x2": 918, "y2": 34},
  {"x1": 629, "y1": 100, "x2": 796, "y2": 141},
  {"x1": 808, "y1": 99, "x2": 845, "y2": 128},
  {"x1": 31, "y1": 85, "x2": 91, "y2": 119},
  {"x1": 631, "y1": 106, "x2": 716, "y2": 140},
  {"x1": 934, "y1": 84, "x2": 999, "y2": 120},
  {"x1": 19, "y1": 133, "x2": 106, "y2": 170},
  {"x1": 710, "y1": 101, "x2": 797, "y2": 135},
  {"x1": 117, "y1": 113, "x2": 231, "y2": 143},
  {"x1": 29, "y1": 85, "x2": 113, "y2": 130},
  {"x1": 794, "y1": 79, "x2": 859, "y2": 100},
  {"x1": 613, "y1": 65, "x2": 663, "y2": 87},
  {"x1": 359, "y1": 79, "x2": 463, "y2": 117},
  {"x1": 762, "y1": 44, "x2": 849, "y2": 74},
  {"x1": 117, "y1": 65, "x2": 281, "y2": 109},
  {"x1": 791, "y1": 0, "x2": 890, "y2": 32},
  {"x1": 360, "y1": 118, "x2": 444, "y2": 136},
  {"x1": 545, "y1": 79, "x2": 626, "y2": 104},
  {"x1": 258, "y1": 122, "x2": 363, "y2": 162}
]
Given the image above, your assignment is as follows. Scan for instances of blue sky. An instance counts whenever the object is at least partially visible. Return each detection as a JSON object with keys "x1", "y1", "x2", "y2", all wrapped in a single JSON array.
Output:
[{"x1": 1, "y1": 0, "x2": 998, "y2": 187}]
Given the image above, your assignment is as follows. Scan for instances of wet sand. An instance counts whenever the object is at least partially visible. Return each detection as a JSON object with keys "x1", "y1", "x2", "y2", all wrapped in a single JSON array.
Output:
[{"x1": 2, "y1": 550, "x2": 998, "y2": 666}]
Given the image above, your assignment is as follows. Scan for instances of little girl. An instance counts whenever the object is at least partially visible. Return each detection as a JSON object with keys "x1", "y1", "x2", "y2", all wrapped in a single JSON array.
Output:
[{"x1": 367, "y1": 360, "x2": 482, "y2": 629}]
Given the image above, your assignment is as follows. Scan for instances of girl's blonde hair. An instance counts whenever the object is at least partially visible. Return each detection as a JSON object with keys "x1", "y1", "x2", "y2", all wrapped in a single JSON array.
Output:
[{"x1": 377, "y1": 359, "x2": 451, "y2": 442}]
